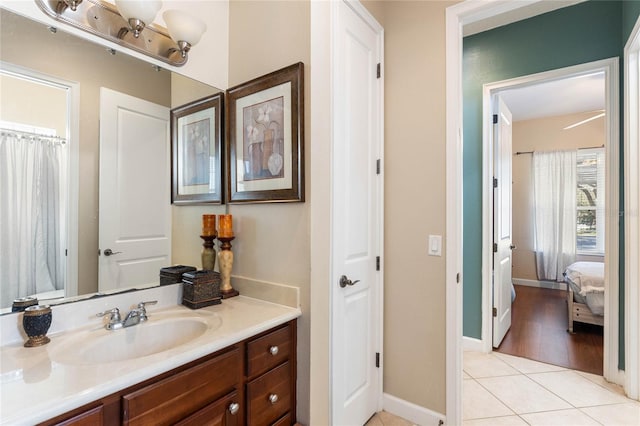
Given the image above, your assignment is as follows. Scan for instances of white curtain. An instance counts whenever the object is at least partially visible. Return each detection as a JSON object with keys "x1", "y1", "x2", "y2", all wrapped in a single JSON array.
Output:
[
  {"x1": 532, "y1": 150, "x2": 577, "y2": 281},
  {"x1": 0, "y1": 130, "x2": 65, "y2": 307}
]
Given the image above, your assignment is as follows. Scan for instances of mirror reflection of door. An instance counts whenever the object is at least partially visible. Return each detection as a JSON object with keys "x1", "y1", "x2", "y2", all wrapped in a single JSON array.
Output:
[
  {"x1": 0, "y1": 67, "x2": 74, "y2": 309},
  {"x1": 98, "y1": 88, "x2": 171, "y2": 292}
]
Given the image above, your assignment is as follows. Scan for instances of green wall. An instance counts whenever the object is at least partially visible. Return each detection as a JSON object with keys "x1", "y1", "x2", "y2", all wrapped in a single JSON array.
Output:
[
  {"x1": 623, "y1": 0, "x2": 640, "y2": 44},
  {"x1": 462, "y1": 1, "x2": 624, "y2": 353}
]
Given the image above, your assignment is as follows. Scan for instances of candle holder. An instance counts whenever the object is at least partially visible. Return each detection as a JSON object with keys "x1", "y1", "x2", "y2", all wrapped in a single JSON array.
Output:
[
  {"x1": 200, "y1": 234, "x2": 217, "y2": 271},
  {"x1": 217, "y1": 236, "x2": 239, "y2": 298}
]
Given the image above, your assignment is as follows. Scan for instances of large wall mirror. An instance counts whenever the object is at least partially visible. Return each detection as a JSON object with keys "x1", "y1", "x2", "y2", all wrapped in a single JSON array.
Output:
[{"x1": 0, "y1": 7, "x2": 219, "y2": 313}]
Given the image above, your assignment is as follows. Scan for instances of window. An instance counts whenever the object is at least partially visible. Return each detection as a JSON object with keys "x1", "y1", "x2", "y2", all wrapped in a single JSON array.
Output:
[{"x1": 576, "y1": 148, "x2": 605, "y2": 254}]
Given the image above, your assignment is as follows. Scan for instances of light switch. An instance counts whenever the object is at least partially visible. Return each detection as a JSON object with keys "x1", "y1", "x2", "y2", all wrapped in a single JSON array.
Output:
[{"x1": 428, "y1": 235, "x2": 442, "y2": 256}]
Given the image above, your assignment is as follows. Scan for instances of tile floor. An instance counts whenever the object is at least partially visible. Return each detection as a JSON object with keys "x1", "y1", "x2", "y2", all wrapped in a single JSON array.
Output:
[
  {"x1": 366, "y1": 351, "x2": 640, "y2": 425},
  {"x1": 365, "y1": 410, "x2": 416, "y2": 426},
  {"x1": 463, "y1": 351, "x2": 640, "y2": 425}
]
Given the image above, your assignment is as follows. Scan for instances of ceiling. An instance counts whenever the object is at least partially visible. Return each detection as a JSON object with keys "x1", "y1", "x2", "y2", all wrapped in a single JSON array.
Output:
[
  {"x1": 464, "y1": 0, "x2": 586, "y2": 37},
  {"x1": 499, "y1": 72, "x2": 605, "y2": 121}
]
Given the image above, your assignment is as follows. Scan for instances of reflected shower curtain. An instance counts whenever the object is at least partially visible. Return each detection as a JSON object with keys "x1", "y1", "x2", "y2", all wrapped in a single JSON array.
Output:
[
  {"x1": 533, "y1": 150, "x2": 577, "y2": 282},
  {"x1": 0, "y1": 131, "x2": 65, "y2": 307}
]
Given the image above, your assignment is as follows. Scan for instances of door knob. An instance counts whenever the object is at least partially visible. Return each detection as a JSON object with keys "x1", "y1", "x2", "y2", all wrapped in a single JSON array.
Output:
[
  {"x1": 339, "y1": 275, "x2": 361, "y2": 288},
  {"x1": 103, "y1": 248, "x2": 122, "y2": 256}
]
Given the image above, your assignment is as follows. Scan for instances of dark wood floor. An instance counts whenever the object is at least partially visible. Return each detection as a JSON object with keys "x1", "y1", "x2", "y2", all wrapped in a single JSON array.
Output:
[{"x1": 495, "y1": 284, "x2": 604, "y2": 375}]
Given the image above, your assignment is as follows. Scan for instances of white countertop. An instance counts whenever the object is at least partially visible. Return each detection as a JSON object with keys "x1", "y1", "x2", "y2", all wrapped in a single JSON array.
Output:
[{"x1": 0, "y1": 296, "x2": 301, "y2": 425}]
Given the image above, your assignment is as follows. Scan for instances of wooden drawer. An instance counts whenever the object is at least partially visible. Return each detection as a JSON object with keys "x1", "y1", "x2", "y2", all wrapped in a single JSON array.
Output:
[
  {"x1": 246, "y1": 361, "x2": 291, "y2": 426},
  {"x1": 247, "y1": 323, "x2": 291, "y2": 377},
  {"x1": 272, "y1": 413, "x2": 291, "y2": 426},
  {"x1": 52, "y1": 405, "x2": 103, "y2": 426},
  {"x1": 175, "y1": 391, "x2": 241, "y2": 426},
  {"x1": 122, "y1": 347, "x2": 240, "y2": 426}
]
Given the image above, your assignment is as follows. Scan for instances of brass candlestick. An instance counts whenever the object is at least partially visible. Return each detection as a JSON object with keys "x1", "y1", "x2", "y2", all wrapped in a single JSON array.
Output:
[
  {"x1": 200, "y1": 234, "x2": 217, "y2": 271},
  {"x1": 217, "y1": 236, "x2": 239, "y2": 298}
]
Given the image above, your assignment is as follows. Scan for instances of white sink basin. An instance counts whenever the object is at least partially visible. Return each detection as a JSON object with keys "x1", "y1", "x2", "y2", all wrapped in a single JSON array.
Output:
[{"x1": 53, "y1": 310, "x2": 221, "y2": 365}]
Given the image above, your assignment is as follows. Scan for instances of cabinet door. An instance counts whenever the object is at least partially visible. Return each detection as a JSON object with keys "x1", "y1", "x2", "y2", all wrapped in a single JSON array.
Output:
[{"x1": 175, "y1": 391, "x2": 241, "y2": 426}]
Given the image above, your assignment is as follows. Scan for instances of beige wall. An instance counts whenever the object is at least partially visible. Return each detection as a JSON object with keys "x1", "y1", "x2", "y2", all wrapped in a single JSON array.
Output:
[
  {"x1": 0, "y1": 9, "x2": 171, "y2": 295},
  {"x1": 374, "y1": 0, "x2": 452, "y2": 412},
  {"x1": 0, "y1": 75, "x2": 67, "y2": 136},
  {"x1": 218, "y1": 1, "x2": 312, "y2": 422},
  {"x1": 512, "y1": 111, "x2": 606, "y2": 280}
]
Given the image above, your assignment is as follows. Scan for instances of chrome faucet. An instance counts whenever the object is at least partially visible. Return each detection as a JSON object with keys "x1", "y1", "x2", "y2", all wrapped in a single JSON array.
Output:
[{"x1": 96, "y1": 301, "x2": 157, "y2": 330}]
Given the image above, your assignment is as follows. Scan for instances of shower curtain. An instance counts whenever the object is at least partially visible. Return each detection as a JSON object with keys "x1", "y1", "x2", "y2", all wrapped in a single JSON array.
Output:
[
  {"x1": 0, "y1": 130, "x2": 65, "y2": 307},
  {"x1": 532, "y1": 150, "x2": 577, "y2": 282}
]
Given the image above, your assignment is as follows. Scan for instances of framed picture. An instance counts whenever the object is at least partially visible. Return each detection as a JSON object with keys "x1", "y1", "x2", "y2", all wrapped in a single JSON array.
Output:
[
  {"x1": 226, "y1": 62, "x2": 304, "y2": 203},
  {"x1": 171, "y1": 93, "x2": 224, "y2": 204}
]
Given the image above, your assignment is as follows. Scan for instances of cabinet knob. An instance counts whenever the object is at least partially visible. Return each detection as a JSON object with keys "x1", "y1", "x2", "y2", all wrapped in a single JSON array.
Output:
[
  {"x1": 269, "y1": 345, "x2": 279, "y2": 356},
  {"x1": 268, "y1": 393, "x2": 279, "y2": 405},
  {"x1": 228, "y1": 402, "x2": 240, "y2": 415}
]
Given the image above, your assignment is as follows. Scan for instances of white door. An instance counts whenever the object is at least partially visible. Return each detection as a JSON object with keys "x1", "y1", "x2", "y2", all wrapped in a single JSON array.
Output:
[
  {"x1": 331, "y1": 1, "x2": 383, "y2": 424},
  {"x1": 99, "y1": 88, "x2": 171, "y2": 292},
  {"x1": 492, "y1": 96, "x2": 514, "y2": 348}
]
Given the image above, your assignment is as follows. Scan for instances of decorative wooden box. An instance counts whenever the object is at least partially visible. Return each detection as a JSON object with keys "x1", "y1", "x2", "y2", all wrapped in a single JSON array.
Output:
[
  {"x1": 159, "y1": 265, "x2": 197, "y2": 286},
  {"x1": 182, "y1": 270, "x2": 222, "y2": 309}
]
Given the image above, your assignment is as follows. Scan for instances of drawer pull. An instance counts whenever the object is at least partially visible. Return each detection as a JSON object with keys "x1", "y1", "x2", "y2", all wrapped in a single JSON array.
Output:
[
  {"x1": 269, "y1": 345, "x2": 279, "y2": 356},
  {"x1": 228, "y1": 402, "x2": 240, "y2": 415},
  {"x1": 268, "y1": 393, "x2": 279, "y2": 405}
]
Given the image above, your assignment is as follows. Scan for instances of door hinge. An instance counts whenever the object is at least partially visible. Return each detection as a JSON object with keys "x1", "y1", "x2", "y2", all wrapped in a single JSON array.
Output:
[
  {"x1": 493, "y1": 243, "x2": 498, "y2": 253},
  {"x1": 493, "y1": 177, "x2": 498, "y2": 188},
  {"x1": 456, "y1": 272, "x2": 460, "y2": 283},
  {"x1": 376, "y1": 63, "x2": 381, "y2": 79},
  {"x1": 493, "y1": 307, "x2": 497, "y2": 317},
  {"x1": 65, "y1": 249, "x2": 68, "y2": 256},
  {"x1": 376, "y1": 256, "x2": 380, "y2": 271},
  {"x1": 493, "y1": 114, "x2": 498, "y2": 124},
  {"x1": 375, "y1": 352, "x2": 380, "y2": 368},
  {"x1": 376, "y1": 159, "x2": 381, "y2": 175}
]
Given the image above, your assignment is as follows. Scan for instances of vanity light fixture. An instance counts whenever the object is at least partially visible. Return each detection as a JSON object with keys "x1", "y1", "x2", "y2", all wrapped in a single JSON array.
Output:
[
  {"x1": 114, "y1": 0, "x2": 161, "y2": 39},
  {"x1": 35, "y1": 0, "x2": 207, "y2": 67},
  {"x1": 163, "y1": 9, "x2": 207, "y2": 59}
]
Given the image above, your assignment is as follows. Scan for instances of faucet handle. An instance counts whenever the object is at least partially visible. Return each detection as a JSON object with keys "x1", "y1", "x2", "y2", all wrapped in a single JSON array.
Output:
[
  {"x1": 137, "y1": 300, "x2": 157, "y2": 322},
  {"x1": 96, "y1": 307, "x2": 120, "y2": 320},
  {"x1": 96, "y1": 308, "x2": 122, "y2": 330}
]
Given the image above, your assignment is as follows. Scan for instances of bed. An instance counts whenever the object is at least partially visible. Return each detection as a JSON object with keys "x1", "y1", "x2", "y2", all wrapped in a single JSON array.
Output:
[{"x1": 564, "y1": 261, "x2": 605, "y2": 333}]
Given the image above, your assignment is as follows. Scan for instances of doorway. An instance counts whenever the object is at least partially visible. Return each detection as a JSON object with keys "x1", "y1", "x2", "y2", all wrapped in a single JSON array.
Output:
[
  {"x1": 482, "y1": 59, "x2": 619, "y2": 379},
  {"x1": 0, "y1": 62, "x2": 79, "y2": 308},
  {"x1": 445, "y1": 2, "x2": 638, "y2": 424}
]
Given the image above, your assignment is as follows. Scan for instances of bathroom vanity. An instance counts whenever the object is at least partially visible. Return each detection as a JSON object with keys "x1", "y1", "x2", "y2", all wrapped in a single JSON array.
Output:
[{"x1": 0, "y1": 294, "x2": 300, "y2": 425}]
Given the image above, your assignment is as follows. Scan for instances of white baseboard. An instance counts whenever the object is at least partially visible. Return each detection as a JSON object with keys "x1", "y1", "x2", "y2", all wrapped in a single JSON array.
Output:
[
  {"x1": 382, "y1": 393, "x2": 445, "y2": 425},
  {"x1": 513, "y1": 278, "x2": 567, "y2": 291},
  {"x1": 463, "y1": 336, "x2": 484, "y2": 352}
]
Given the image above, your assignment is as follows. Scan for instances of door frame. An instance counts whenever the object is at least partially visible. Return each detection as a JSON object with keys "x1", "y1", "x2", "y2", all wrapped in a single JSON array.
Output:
[
  {"x1": 624, "y1": 15, "x2": 640, "y2": 400},
  {"x1": 446, "y1": 1, "x2": 637, "y2": 424},
  {"x1": 481, "y1": 59, "x2": 620, "y2": 381},
  {"x1": 0, "y1": 61, "x2": 79, "y2": 300}
]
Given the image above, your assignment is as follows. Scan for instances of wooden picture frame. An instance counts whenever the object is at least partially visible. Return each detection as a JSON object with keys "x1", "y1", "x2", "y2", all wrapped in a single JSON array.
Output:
[
  {"x1": 226, "y1": 62, "x2": 304, "y2": 203},
  {"x1": 171, "y1": 93, "x2": 224, "y2": 204}
]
